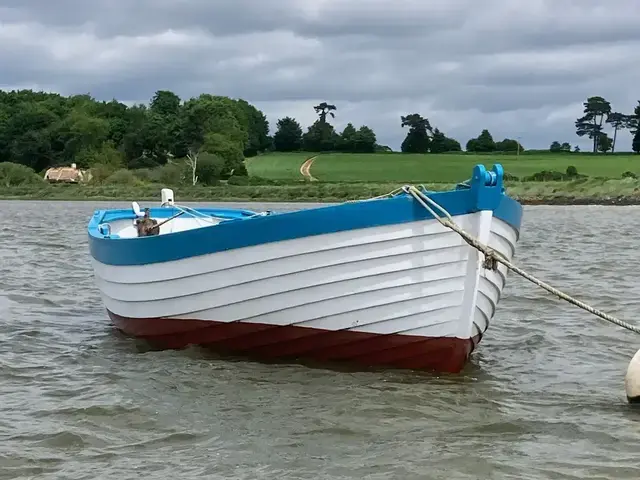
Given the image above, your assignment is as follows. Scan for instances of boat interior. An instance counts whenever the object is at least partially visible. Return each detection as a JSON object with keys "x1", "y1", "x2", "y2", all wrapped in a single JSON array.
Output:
[{"x1": 92, "y1": 189, "x2": 268, "y2": 239}]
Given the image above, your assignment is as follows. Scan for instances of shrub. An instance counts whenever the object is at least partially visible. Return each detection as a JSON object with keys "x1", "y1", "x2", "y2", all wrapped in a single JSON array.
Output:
[
  {"x1": 0, "y1": 162, "x2": 45, "y2": 187},
  {"x1": 503, "y1": 172, "x2": 519, "y2": 181},
  {"x1": 523, "y1": 170, "x2": 566, "y2": 181},
  {"x1": 149, "y1": 163, "x2": 188, "y2": 186},
  {"x1": 131, "y1": 168, "x2": 154, "y2": 183},
  {"x1": 523, "y1": 168, "x2": 588, "y2": 182},
  {"x1": 233, "y1": 163, "x2": 249, "y2": 176},
  {"x1": 104, "y1": 169, "x2": 139, "y2": 185},
  {"x1": 622, "y1": 171, "x2": 638, "y2": 179},
  {"x1": 196, "y1": 154, "x2": 225, "y2": 186},
  {"x1": 127, "y1": 156, "x2": 165, "y2": 170},
  {"x1": 89, "y1": 163, "x2": 121, "y2": 184},
  {"x1": 227, "y1": 175, "x2": 250, "y2": 186},
  {"x1": 76, "y1": 141, "x2": 124, "y2": 169}
]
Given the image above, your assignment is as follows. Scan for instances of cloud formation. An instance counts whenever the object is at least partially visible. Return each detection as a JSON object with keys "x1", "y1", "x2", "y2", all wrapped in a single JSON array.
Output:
[{"x1": 1, "y1": 0, "x2": 639, "y2": 150}]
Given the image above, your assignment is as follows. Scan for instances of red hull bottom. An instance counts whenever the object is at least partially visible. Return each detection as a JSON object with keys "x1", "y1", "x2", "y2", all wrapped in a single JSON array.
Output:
[{"x1": 107, "y1": 311, "x2": 482, "y2": 374}]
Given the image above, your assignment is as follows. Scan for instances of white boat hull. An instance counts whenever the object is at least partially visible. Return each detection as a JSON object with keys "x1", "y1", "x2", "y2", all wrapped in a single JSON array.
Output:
[{"x1": 91, "y1": 210, "x2": 517, "y2": 373}]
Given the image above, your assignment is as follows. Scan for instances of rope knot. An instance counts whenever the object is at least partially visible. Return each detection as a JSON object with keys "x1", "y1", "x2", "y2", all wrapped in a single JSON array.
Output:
[{"x1": 482, "y1": 253, "x2": 498, "y2": 271}]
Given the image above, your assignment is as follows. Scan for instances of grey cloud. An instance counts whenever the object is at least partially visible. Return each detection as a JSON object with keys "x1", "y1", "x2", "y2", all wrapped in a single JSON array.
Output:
[
  {"x1": 1, "y1": 0, "x2": 639, "y2": 151},
  {"x1": 7, "y1": 0, "x2": 640, "y2": 51},
  {"x1": 0, "y1": 0, "x2": 301, "y2": 37}
]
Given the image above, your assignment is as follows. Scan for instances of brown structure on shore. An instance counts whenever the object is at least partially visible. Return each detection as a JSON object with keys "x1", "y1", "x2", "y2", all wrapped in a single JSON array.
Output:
[{"x1": 44, "y1": 163, "x2": 90, "y2": 183}]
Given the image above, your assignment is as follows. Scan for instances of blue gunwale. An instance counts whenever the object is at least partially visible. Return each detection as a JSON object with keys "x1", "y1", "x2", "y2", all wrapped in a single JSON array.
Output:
[{"x1": 87, "y1": 164, "x2": 523, "y2": 266}]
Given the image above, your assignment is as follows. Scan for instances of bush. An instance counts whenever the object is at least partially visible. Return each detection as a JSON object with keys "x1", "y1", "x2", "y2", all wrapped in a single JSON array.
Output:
[
  {"x1": 227, "y1": 175, "x2": 250, "y2": 186},
  {"x1": 89, "y1": 163, "x2": 121, "y2": 184},
  {"x1": 104, "y1": 169, "x2": 140, "y2": 185},
  {"x1": 149, "y1": 163, "x2": 188, "y2": 186},
  {"x1": 622, "y1": 171, "x2": 638, "y2": 179},
  {"x1": 233, "y1": 163, "x2": 249, "y2": 176},
  {"x1": 0, "y1": 162, "x2": 45, "y2": 186},
  {"x1": 523, "y1": 168, "x2": 588, "y2": 182},
  {"x1": 503, "y1": 172, "x2": 519, "y2": 181},
  {"x1": 131, "y1": 168, "x2": 154, "y2": 183},
  {"x1": 523, "y1": 170, "x2": 566, "y2": 181},
  {"x1": 76, "y1": 141, "x2": 124, "y2": 169},
  {"x1": 196, "y1": 154, "x2": 224, "y2": 186}
]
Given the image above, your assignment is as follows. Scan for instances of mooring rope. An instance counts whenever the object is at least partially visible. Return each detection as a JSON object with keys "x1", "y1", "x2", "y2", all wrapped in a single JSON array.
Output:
[{"x1": 403, "y1": 185, "x2": 640, "y2": 335}]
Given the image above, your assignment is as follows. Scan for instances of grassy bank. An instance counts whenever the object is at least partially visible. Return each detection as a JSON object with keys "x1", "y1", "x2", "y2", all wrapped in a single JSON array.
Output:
[
  {"x1": 4, "y1": 177, "x2": 640, "y2": 205},
  {"x1": 5, "y1": 152, "x2": 640, "y2": 205},
  {"x1": 247, "y1": 152, "x2": 640, "y2": 183}
]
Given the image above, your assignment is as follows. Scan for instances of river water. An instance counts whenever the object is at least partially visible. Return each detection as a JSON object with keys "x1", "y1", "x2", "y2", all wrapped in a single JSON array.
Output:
[{"x1": 1, "y1": 200, "x2": 640, "y2": 480}]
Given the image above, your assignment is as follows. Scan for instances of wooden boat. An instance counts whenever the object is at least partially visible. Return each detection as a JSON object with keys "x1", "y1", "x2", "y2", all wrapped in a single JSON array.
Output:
[{"x1": 87, "y1": 163, "x2": 522, "y2": 373}]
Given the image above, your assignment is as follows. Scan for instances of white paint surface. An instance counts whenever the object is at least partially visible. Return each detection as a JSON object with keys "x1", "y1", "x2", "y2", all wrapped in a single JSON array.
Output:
[
  {"x1": 625, "y1": 348, "x2": 640, "y2": 401},
  {"x1": 91, "y1": 212, "x2": 519, "y2": 341}
]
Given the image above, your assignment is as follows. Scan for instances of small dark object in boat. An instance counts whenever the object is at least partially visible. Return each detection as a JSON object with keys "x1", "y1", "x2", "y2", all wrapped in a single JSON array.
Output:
[{"x1": 135, "y1": 208, "x2": 160, "y2": 237}]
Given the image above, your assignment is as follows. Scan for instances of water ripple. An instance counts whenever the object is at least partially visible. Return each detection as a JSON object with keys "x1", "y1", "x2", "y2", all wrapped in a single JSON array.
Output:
[{"x1": 2, "y1": 200, "x2": 640, "y2": 479}]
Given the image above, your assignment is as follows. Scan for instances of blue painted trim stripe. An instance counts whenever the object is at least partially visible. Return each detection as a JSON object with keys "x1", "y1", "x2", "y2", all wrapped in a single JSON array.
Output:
[{"x1": 87, "y1": 164, "x2": 523, "y2": 266}]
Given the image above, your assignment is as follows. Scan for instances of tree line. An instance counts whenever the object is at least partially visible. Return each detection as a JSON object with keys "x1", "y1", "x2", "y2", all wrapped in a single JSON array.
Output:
[
  {"x1": 0, "y1": 89, "x2": 272, "y2": 179},
  {"x1": 549, "y1": 96, "x2": 640, "y2": 153},
  {"x1": 272, "y1": 102, "x2": 380, "y2": 154},
  {"x1": 272, "y1": 105, "x2": 527, "y2": 154},
  {"x1": 0, "y1": 89, "x2": 495, "y2": 179},
  {"x1": 1, "y1": 89, "x2": 639, "y2": 183}
]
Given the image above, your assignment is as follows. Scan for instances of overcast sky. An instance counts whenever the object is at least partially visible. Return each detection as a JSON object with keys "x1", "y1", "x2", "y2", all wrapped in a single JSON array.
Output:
[{"x1": 1, "y1": 0, "x2": 639, "y2": 151}]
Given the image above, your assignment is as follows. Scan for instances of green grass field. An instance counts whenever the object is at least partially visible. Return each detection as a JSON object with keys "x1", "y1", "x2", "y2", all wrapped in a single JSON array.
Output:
[
  {"x1": 247, "y1": 152, "x2": 640, "y2": 183},
  {"x1": 245, "y1": 152, "x2": 317, "y2": 180}
]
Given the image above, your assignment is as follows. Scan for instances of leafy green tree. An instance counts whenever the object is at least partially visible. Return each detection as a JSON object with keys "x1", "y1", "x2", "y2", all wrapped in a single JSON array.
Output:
[
  {"x1": 597, "y1": 132, "x2": 613, "y2": 153},
  {"x1": 5, "y1": 102, "x2": 59, "y2": 171},
  {"x1": 627, "y1": 101, "x2": 640, "y2": 152},
  {"x1": 313, "y1": 102, "x2": 337, "y2": 124},
  {"x1": 466, "y1": 129, "x2": 496, "y2": 152},
  {"x1": 150, "y1": 90, "x2": 181, "y2": 117},
  {"x1": 495, "y1": 138, "x2": 523, "y2": 152},
  {"x1": 273, "y1": 117, "x2": 303, "y2": 151},
  {"x1": 196, "y1": 154, "x2": 225, "y2": 185},
  {"x1": 575, "y1": 96, "x2": 611, "y2": 152},
  {"x1": 624, "y1": 101, "x2": 639, "y2": 131},
  {"x1": 203, "y1": 132, "x2": 244, "y2": 177},
  {"x1": 400, "y1": 114, "x2": 432, "y2": 153},
  {"x1": 353, "y1": 126, "x2": 377, "y2": 153},
  {"x1": 430, "y1": 128, "x2": 460, "y2": 153},
  {"x1": 121, "y1": 104, "x2": 150, "y2": 167},
  {"x1": 443, "y1": 137, "x2": 461, "y2": 152},
  {"x1": 337, "y1": 123, "x2": 357, "y2": 152},
  {"x1": 335, "y1": 123, "x2": 377, "y2": 152},
  {"x1": 633, "y1": 130, "x2": 640, "y2": 153},
  {"x1": 302, "y1": 120, "x2": 338, "y2": 151},
  {"x1": 606, "y1": 112, "x2": 627, "y2": 153},
  {"x1": 98, "y1": 100, "x2": 132, "y2": 147},
  {"x1": 75, "y1": 140, "x2": 124, "y2": 170},
  {"x1": 550, "y1": 141, "x2": 572, "y2": 153},
  {"x1": 52, "y1": 110, "x2": 110, "y2": 164},
  {"x1": 235, "y1": 99, "x2": 271, "y2": 156},
  {"x1": 173, "y1": 94, "x2": 250, "y2": 180}
]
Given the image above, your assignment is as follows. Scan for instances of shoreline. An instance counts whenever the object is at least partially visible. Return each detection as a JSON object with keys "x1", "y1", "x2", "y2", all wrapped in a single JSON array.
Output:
[
  {"x1": 3, "y1": 195, "x2": 640, "y2": 206},
  {"x1": 2, "y1": 184, "x2": 640, "y2": 206},
  {"x1": 517, "y1": 197, "x2": 640, "y2": 206}
]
